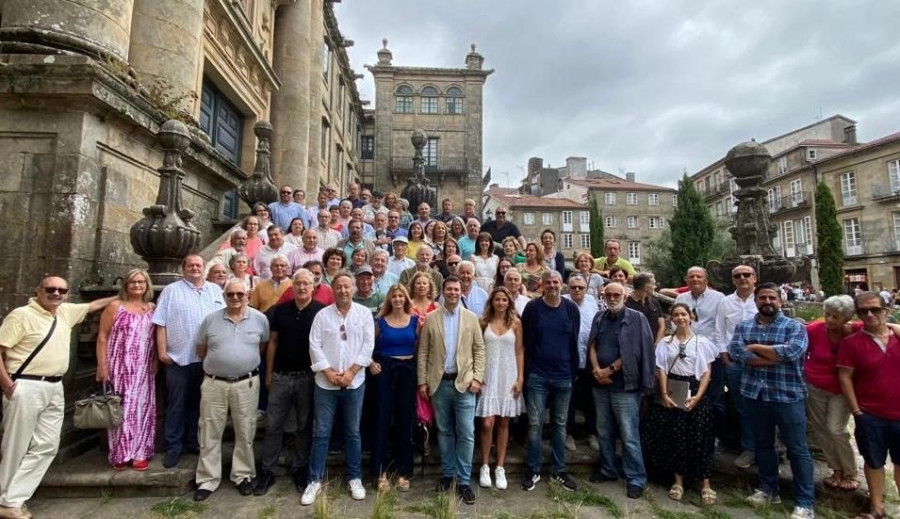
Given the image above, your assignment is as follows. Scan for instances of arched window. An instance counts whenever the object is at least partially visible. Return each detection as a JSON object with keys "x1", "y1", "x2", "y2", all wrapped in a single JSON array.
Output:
[
  {"x1": 446, "y1": 86, "x2": 464, "y2": 114},
  {"x1": 395, "y1": 85, "x2": 413, "y2": 113},
  {"x1": 420, "y1": 86, "x2": 439, "y2": 114}
]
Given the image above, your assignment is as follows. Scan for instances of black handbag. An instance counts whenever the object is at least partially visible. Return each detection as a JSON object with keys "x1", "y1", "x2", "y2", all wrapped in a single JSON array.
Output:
[{"x1": 73, "y1": 382, "x2": 124, "y2": 429}]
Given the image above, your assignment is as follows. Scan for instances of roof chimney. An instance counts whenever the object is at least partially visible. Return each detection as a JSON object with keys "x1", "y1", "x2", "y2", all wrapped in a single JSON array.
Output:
[
  {"x1": 844, "y1": 125, "x2": 857, "y2": 145},
  {"x1": 625, "y1": 172, "x2": 636, "y2": 182}
]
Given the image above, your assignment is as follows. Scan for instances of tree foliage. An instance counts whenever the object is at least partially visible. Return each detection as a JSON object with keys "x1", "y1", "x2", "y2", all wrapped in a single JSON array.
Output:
[
  {"x1": 815, "y1": 181, "x2": 844, "y2": 296},
  {"x1": 589, "y1": 195, "x2": 604, "y2": 257},
  {"x1": 645, "y1": 219, "x2": 736, "y2": 289},
  {"x1": 668, "y1": 174, "x2": 717, "y2": 280}
]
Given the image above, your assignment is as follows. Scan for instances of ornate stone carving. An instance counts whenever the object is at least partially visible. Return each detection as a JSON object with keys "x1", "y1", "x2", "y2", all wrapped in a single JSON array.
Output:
[
  {"x1": 401, "y1": 129, "x2": 437, "y2": 214},
  {"x1": 238, "y1": 120, "x2": 278, "y2": 209},
  {"x1": 130, "y1": 120, "x2": 203, "y2": 285},
  {"x1": 465, "y1": 43, "x2": 484, "y2": 70},
  {"x1": 377, "y1": 39, "x2": 393, "y2": 66}
]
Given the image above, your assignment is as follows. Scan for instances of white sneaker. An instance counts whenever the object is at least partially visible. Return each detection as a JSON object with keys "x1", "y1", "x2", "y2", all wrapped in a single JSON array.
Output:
[
  {"x1": 300, "y1": 481, "x2": 321, "y2": 506},
  {"x1": 790, "y1": 507, "x2": 815, "y2": 519},
  {"x1": 565, "y1": 435, "x2": 577, "y2": 452},
  {"x1": 479, "y1": 464, "x2": 492, "y2": 488},
  {"x1": 587, "y1": 435, "x2": 599, "y2": 452},
  {"x1": 494, "y1": 466, "x2": 507, "y2": 490},
  {"x1": 745, "y1": 489, "x2": 781, "y2": 507},
  {"x1": 349, "y1": 478, "x2": 366, "y2": 500}
]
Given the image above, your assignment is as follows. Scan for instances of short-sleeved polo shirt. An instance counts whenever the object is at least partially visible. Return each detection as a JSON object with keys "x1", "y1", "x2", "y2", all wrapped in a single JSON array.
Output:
[
  {"x1": 0, "y1": 299, "x2": 90, "y2": 377},
  {"x1": 197, "y1": 307, "x2": 269, "y2": 378},
  {"x1": 837, "y1": 330, "x2": 900, "y2": 420}
]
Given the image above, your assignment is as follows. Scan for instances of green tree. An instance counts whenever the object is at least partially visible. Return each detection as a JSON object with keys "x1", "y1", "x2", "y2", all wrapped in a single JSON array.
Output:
[
  {"x1": 669, "y1": 173, "x2": 716, "y2": 280},
  {"x1": 815, "y1": 181, "x2": 844, "y2": 295},
  {"x1": 589, "y1": 194, "x2": 604, "y2": 257},
  {"x1": 645, "y1": 219, "x2": 735, "y2": 289}
]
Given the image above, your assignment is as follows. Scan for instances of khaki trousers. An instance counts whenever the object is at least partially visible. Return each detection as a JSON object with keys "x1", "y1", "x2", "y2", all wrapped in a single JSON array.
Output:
[
  {"x1": 0, "y1": 380, "x2": 64, "y2": 507},
  {"x1": 195, "y1": 375, "x2": 259, "y2": 491},
  {"x1": 806, "y1": 382, "x2": 857, "y2": 477}
]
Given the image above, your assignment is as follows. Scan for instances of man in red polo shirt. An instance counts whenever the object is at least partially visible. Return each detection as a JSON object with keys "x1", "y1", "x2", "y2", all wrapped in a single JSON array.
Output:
[{"x1": 838, "y1": 291, "x2": 900, "y2": 519}]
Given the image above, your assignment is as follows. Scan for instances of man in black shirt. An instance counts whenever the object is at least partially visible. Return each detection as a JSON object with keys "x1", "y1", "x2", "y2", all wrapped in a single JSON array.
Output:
[
  {"x1": 481, "y1": 206, "x2": 525, "y2": 250},
  {"x1": 624, "y1": 273, "x2": 665, "y2": 344},
  {"x1": 254, "y1": 269, "x2": 325, "y2": 495}
]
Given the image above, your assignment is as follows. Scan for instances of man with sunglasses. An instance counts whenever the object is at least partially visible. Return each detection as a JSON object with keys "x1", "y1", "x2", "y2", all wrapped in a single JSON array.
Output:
[
  {"x1": 481, "y1": 207, "x2": 525, "y2": 250},
  {"x1": 0, "y1": 278, "x2": 115, "y2": 518},
  {"x1": 192, "y1": 279, "x2": 269, "y2": 502},
  {"x1": 268, "y1": 184, "x2": 310, "y2": 232},
  {"x1": 728, "y1": 283, "x2": 813, "y2": 519},
  {"x1": 838, "y1": 292, "x2": 900, "y2": 519}
]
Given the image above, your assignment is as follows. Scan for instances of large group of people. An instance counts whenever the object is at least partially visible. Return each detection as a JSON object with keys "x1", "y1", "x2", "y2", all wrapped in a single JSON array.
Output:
[{"x1": 0, "y1": 187, "x2": 896, "y2": 519}]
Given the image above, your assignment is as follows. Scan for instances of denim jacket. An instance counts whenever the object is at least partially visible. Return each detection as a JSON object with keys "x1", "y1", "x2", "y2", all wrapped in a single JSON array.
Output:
[{"x1": 587, "y1": 307, "x2": 655, "y2": 395}]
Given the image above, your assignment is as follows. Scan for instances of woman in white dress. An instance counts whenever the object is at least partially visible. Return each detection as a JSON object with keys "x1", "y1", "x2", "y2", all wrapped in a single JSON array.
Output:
[
  {"x1": 470, "y1": 232, "x2": 499, "y2": 292},
  {"x1": 476, "y1": 287, "x2": 524, "y2": 490}
]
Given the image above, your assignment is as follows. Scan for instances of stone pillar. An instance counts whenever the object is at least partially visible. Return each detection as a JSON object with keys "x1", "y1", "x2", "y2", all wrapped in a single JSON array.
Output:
[
  {"x1": 0, "y1": 0, "x2": 134, "y2": 61},
  {"x1": 270, "y1": 0, "x2": 311, "y2": 191},
  {"x1": 305, "y1": 0, "x2": 325, "y2": 194},
  {"x1": 128, "y1": 0, "x2": 204, "y2": 116}
]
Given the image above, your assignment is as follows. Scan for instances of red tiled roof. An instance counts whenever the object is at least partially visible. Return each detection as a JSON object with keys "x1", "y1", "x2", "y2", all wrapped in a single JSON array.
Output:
[
  {"x1": 565, "y1": 178, "x2": 677, "y2": 192},
  {"x1": 813, "y1": 131, "x2": 900, "y2": 164},
  {"x1": 492, "y1": 193, "x2": 585, "y2": 209},
  {"x1": 484, "y1": 186, "x2": 519, "y2": 197}
]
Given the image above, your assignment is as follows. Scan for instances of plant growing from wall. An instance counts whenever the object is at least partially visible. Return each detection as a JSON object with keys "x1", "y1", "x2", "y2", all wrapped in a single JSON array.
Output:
[{"x1": 815, "y1": 181, "x2": 844, "y2": 296}]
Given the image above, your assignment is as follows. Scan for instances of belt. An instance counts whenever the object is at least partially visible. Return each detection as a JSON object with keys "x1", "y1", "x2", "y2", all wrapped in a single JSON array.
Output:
[
  {"x1": 13, "y1": 374, "x2": 63, "y2": 383},
  {"x1": 441, "y1": 373, "x2": 458, "y2": 381},
  {"x1": 205, "y1": 369, "x2": 259, "y2": 383},
  {"x1": 274, "y1": 370, "x2": 310, "y2": 376}
]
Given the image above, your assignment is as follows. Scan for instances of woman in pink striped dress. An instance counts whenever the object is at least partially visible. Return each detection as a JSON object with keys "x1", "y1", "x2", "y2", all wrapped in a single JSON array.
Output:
[{"x1": 95, "y1": 269, "x2": 157, "y2": 471}]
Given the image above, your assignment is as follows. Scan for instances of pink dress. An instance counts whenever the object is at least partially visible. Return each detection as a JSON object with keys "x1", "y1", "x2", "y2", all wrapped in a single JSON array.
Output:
[{"x1": 106, "y1": 307, "x2": 156, "y2": 465}]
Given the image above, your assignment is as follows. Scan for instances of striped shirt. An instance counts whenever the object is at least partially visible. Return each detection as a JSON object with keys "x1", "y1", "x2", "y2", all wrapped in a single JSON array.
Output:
[
  {"x1": 727, "y1": 311, "x2": 808, "y2": 403},
  {"x1": 152, "y1": 279, "x2": 225, "y2": 365}
]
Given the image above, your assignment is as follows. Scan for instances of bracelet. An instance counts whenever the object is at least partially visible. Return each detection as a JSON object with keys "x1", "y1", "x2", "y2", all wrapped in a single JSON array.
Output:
[{"x1": 852, "y1": 408, "x2": 862, "y2": 415}]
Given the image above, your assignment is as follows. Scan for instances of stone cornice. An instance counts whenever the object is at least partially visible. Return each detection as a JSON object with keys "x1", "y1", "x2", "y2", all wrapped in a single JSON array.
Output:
[{"x1": 366, "y1": 64, "x2": 494, "y2": 79}]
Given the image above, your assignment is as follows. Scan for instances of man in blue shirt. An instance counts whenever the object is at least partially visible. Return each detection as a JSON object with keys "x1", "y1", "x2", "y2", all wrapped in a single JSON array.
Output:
[
  {"x1": 728, "y1": 283, "x2": 813, "y2": 519},
  {"x1": 269, "y1": 185, "x2": 310, "y2": 230}
]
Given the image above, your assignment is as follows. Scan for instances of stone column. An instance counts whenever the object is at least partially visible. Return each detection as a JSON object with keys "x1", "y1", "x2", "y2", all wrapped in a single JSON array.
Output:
[
  {"x1": 305, "y1": 0, "x2": 325, "y2": 193},
  {"x1": 270, "y1": 0, "x2": 311, "y2": 191},
  {"x1": 0, "y1": 0, "x2": 134, "y2": 61},
  {"x1": 128, "y1": 0, "x2": 204, "y2": 116}
]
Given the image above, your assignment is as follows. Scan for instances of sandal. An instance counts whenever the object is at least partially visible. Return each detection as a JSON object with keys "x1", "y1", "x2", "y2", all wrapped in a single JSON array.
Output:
[
  {"x1": 396, "y1": 477, "x2": 410, "y2": 492},
  {"x1": 838, "y1": 478, "x2": 860, "y2": 491},
  {"x1": 701, "y1": 488, "x2": 717, "y2": 506},
  {"x1": 823, "y1": 472, "x2": 842, "y2": 489},
  {"x1": 854, "y1": 511, "x2": 886, "y2": 519},
  {"x1": 668, "y1": 484, "x2": 684, "y2": 501},
  {"x1": 376, "y1": 475, "x2": 390, "y2": 492}
]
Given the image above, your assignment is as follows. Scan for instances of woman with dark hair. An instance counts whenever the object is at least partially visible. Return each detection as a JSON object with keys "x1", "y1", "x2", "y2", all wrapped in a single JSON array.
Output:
[
  {"x1": 494, "y1": 257, "x2": 515, "y2": 291},
  {"x1": 540, "y1": 229, "x2": 566, "y2": 279},
  {"x1": 516, "y1": 242, "x2": 547, "y2": 298},
  {"x1": 95, "y1": 269, "x2": 157, "y2": 471},
  {"x1": 472, "y1": 232, "x2": 499, "y2": 292},
  {"x1": 369, "y1": 284, "x2": 419, "y2": 492},
  {"x1": 434, "y1": 238, "x2": 460, "y2": 278},
  {"x1": 284, "y1": 217, "x2": 306, "y2": 247},
  {"x1": 476, "y1": 287, "x2": 524, "y2": 490},
  {"x1": 449, "y1": 217, "x2": 466, "y2": 241},
  {"x1": 406, "y1": 221, "x2": 427, "y2": 261},
  {"x1": 643, "y1": 303, "x2": 719, "y2": 505},
  {"x1": 252, "y1": 203, "x2": 273, "y2": 243},
  {"x1": 321, "y1": 247, "x2": 346, "y2": 285}
]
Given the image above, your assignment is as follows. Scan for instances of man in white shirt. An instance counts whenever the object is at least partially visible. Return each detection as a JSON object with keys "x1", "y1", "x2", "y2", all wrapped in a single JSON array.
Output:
[
  {"x1": 254, "y1": 226, "x2": 297, "y2": 280},
  {"x1": 387, "y1": 237, "x2": 414, "y2": 277},
  {"x1": 302, "y1": 273, "x2": 374, "y2": 506}
]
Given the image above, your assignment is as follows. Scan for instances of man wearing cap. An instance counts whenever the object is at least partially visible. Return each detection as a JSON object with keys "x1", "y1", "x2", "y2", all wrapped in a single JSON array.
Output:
[
  {"x1": 362, "y1": 191, "x2": 389, "y2": 224},
  {"x1": 0, "y1": 277, "x2": 114, "y2": 518},
  {"x1": 388, "y1": 237, "x2": 415, "y2": 278},
  {"x1": 352, "y1": 266, "x2": 385, "y2": 314}
]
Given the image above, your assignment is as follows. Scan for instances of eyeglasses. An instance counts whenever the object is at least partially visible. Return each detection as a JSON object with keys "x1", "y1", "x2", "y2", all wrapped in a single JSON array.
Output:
[
  {"x1": 448, "y1": 262, "x2": 459, "y2": 267},
  {"x1": 281, "y1": 190, "x2": 292, "y2": 195},
  {"x1": 569, "y1": 286, "x2": 586, "y2": 291},
  {"x1": 857, "y1": 307, "x2": 885, "y2": 316},
  {"x1": 340, "y1": 324, "x2": 347, "y2": 341},
  {"x1": 225, "y1": 292, "x2": 246, "y2": 298},
  {"x1": 43, "y1": 287, "x2": 69, "y2": 295},
  {"x1": 496, "y1": 211, "x2": 506, "y2": 215},
  {"x1": 602, "y1": 292, "x2": 623, "y2": 299},
  {"x1": 733, "y1": 272, "x2": 753, "y2": 279}
]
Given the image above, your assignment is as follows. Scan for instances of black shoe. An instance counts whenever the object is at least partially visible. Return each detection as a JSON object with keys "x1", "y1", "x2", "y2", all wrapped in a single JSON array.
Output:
[
  {"x1": 435, "y1": 477, "x2": 454, "y2": 492},
  {"x1": 236, "y1": 479, "x2": 254, "y2": 496},
  {"x1": 458, "y1": 485, "x2": 476, "y2": 505},
  {"x1": 291, "y1": 469, "x2": 308, "y2": 492},
  {"x1": 185, "y1": 445, "x2": 200, "y2": 455},
  {"x1": 162, "y1": 451, "x2": 180, "y2": 469},
  {"x1": 589, "y1": 470, "x2": 618, "y2": 484},
  {"x1": 626, "y1": 485, "x2": 644, "y2": 499},
  {"x1": 521, "y1": 470, "x2": 540, "y2": 491},
  {"x1": 551, "y1": 471, "x2": 577, "y2": 492},
  {"x1": 253, "y1": 472, "x2": 275, "y2": 496},
  {"x1": 193, "y1": 488, "x2": 212, "y2": 502}
]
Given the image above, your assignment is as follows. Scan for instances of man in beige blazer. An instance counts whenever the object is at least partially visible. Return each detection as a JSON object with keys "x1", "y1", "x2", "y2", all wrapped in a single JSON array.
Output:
[{"x1": 417, "y1": 276, "x2": 485, "y2": 505}]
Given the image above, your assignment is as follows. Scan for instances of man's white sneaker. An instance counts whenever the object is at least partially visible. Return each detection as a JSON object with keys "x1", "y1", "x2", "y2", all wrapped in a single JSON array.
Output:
[
  {"x1": 349, "y1": 478, "x2": 366, "y2": 500},
  {"x1": 790, "y1": 507, "x2": 815, "y2": 519},
  {"x1": 300, "y1": 482, "x2": 321, "y2": 506},
  {"x1": 479, "y1": 464, "x2": 491, "y2": 488},
  {"x1": 745, "y1": 489, "x2": 781, "y2": 507},
  {"x1": 494, "y1": 466, "x2": 507, "y2": 490}
]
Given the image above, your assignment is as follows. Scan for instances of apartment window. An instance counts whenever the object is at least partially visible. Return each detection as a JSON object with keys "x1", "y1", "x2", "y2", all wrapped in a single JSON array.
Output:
[
  {"x1": 542, "y1": 213, "x2": 553, "y2": 225},
  {"x1": 605, "y1": 215, "x2": 617, "y2": 228},
  {"x1": 726, "y1": 197, "x2": 734, "y2": 214},
  {"x1": 199, "y1": 81, "x2": 243, "y2": 165},
  {"x1": 893, "y1": 213, "x2": 900, "y2": 247},
  {"x1": 580, "y1": 234, "x2": 590, "y2": 249},
  {"x1": 648, "y1": 193, "x2": 660, "y2": 206},
  {"x1": 562, "y1": 233, "x2": 573, "y2": 249},
  {"x1": 802, "y1": 216, "x2": 812, "y2": 247},
  {"x1": 648, "y1": 216, "x2": 662, "y2": 229},
  {"x1": 420, "y1": 86, "x2": 439, "y2": 114},
  {"x1": 790, "y1": 179, "x2": 803, "y2": 205},
  {"x1": 523, "y1": 212, "x2": 535, "y2": 225},
  {"x1": 395, "y1": 85, "x2": 414, "y2": 113},
  {"x1": 424, "y1": 138, "x2": 438, "y2": 167},
  {"x1": 794, "y1": 218, "x2": 809, "y2": 249},
  {"x1": 605, "y1": 192, "x2": 616, "y2": 205},
  {"x1": 840, "y1": 171, "x2": 857, "y2": 206},
  {"x1": 777, "y1": 156, "x2": 788, "y2": 175},
  {"x1": 889, "y1": 159, "x2": 900, "y2": 192},
  {"x1": 783, "y1": 221, "x2": 795, "y2": 253},
  {"x1": 806, "y1": 148, "x2": 817, "y2": 161},
  {"x1": 322, "y1": 42, "x2": 331, "y2": 81},
  {"x1": 672, "y1": 194, "x2": 678, "y2": 207},
  {"x1": 843, "y1": 218, "x2": 862, "y2": 255},
  {"x1": 562, "y1": 211, "x2": 573, "y2": 225},
  {"x1": 715, "y1": 201, "x2": 724, "y2": 216},
  {"x1": 320, "y1": 118, "x2": 330, "y2": 160},
  {"x1": 713, "y1": 171, "x2": 721, "y2": 190},
  {"x1": 626, "y1": 216, "x2": 637, "y2": 229},
  {"x1": 446, "y1": 86, "x2": 464, "y2": 114},
  {"x1": 628, "y1": 242, "x2": 641, "y2": 265},
  {"x1": 579, "y1": 211, "x2": 590, "y2": 226},
  {"x1": 767, "y1": 186, "x2": 782, "y2": 212},
  {"x1": 626, "y1": 192, "x2": 637, "y2": 205},
  {"x1": 337, "y1": 82, "x2": 345, "y2": 114}
]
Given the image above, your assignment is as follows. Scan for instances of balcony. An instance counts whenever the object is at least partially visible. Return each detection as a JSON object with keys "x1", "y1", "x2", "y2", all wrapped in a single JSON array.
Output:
[
  {"x1": 871, "y1": 183, "x2": 900, "y2": 203},
  {"x1": 703, "y1": 182, "x2": 730, "y2": 201},
  {"x1": 844, "y1": 243, "x2": 864, "y2": 256},
  {"x1": 390, "y1": 156, "x2": 469, "y2": 185},
  {"x1": 769, "y1": 191, "x2": 811, "y2": 215}
]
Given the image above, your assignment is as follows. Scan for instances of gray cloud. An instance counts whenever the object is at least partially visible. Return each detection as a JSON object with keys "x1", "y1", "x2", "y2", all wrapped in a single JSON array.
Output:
[{"x1": 335, "y1": 0, "x2": 900, "y2": 188}]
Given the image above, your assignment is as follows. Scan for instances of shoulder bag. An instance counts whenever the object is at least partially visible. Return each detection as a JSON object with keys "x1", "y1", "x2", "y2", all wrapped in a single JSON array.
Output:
[
  {"x1": 74, "y1": 381, "x2": 124, "y2": 429},
  {"x1": 655, "y1": 337, "x2": 693, "y2": 410},
  {"x1": 11, "y1": 316, "x2": 57, "y2": 381}
]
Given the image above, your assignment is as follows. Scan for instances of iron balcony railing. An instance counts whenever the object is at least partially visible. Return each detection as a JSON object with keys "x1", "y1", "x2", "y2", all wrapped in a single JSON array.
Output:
[
  {"x1": 390, "y1": 156, "x2": 469, "y2": 175},
  {"x1": 769, "y1": 191, "x2": 811, "y2": 214}
]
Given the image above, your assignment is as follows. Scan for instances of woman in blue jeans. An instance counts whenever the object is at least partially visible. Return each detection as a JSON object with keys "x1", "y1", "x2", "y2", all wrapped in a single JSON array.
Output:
[{"x1": 369, "y1": 284, "x2": 419, "y2": 492}]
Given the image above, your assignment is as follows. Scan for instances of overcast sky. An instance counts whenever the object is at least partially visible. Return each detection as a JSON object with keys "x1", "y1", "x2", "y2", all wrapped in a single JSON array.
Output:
[{"x1": 335, "y1": 1, "x2": 900, "y2": 189}]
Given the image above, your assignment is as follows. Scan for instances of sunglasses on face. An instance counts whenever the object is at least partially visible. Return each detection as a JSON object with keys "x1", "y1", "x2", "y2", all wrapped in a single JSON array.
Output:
[
  {"x1": 43, "y1": 287, "x2": 69, "y2": 295},
  {"x1": 857, "y1": 307, "x2": 885, "y2": 316},
  {"x1": 733, "y1": 272, "x2": 753, "y2": 279},
  {"x1": 569, "y1": 286, "x2": 586, "y2": 291},
  {"x1": 225, "y1": 292, "x2": 245, "y2": 299}
]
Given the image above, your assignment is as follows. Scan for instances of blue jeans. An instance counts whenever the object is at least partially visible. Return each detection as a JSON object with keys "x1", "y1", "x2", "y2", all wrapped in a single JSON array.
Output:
[
  {"x1": 526, "y1": 373, "x2": 572, "y2": 474},
  {"x1": 593, "y1": 387, "x2": 646, "y2": 488},
  {"x1": 432, "y1": 379, "x2": 476, "y2": 485},
  {"x1": 308, "y1": 384, "x2": 364, "y2": 483},
  {"x1": 727, "y1": 362, "x2": 754, "y2": 452},
  {"x1": 567, "y1": 369, "x2": 597, "y2": 437},
  {"x1": 165, "y1": 362, "x2": 203, "y2": 455},
  {"x1": 746, "y1": 398, "x2": 814, "y2": 508}
]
